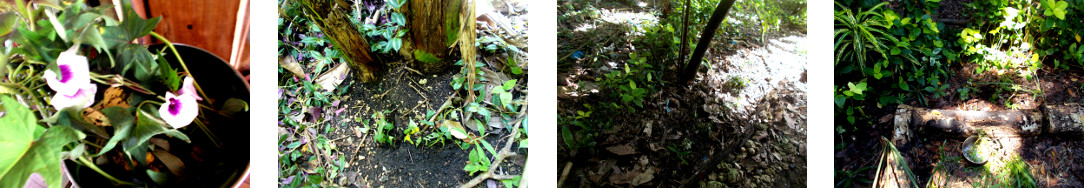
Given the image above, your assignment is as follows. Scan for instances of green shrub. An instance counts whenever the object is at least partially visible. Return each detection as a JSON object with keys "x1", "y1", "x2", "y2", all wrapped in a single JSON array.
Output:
[
  {"x1": 834, "y1": 2, "x2": 895, "y2": 69},
  {"x1": 835, "y1": 1, "x2": 956, "y2": 131}
]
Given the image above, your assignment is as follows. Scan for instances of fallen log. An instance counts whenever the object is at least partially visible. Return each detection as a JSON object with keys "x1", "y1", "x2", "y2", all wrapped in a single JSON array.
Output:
[
  {"x1": 1042, "y1": 103, "x2": 1084, "y2": 135},
  {"x1": 893, "y1": 104, "x2": 1084, "y2": 145},
  {"x1": 892, "y1": 105, "x2": 1044, "y2": 145}
]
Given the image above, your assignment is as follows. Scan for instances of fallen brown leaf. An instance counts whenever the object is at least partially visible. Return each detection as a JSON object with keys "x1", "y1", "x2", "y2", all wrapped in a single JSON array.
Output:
[{"x1": 606, "y1": 144, "x2": 638, "y2": 156}]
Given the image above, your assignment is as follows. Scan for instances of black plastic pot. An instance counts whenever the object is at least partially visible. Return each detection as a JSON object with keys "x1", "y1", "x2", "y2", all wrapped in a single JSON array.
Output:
[{"x1": 63, "y1": 44, "x2": 250, "y2": 187}]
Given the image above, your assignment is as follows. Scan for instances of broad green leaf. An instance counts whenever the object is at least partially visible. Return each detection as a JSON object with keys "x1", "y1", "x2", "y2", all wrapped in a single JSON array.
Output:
[
  {"x1": 0, "y1": 12, "x2": 18, "y2": 36},
  {"x1": 0, "y1": 95, "x2": 85, "y2": 188},
  {"x1": 116, "y1": 43, "x2": 155, "y2": 81},
  {"x1": 95, "y1": 107, "x2": 134, "y2": 156},
  {"x1": 124, "y1": 109, "x2": 189, "y2": 162},
  {"x1": 561, "y1": 125, "x2": 575, "y2": 149},
  {"x1": 1053, "y1": 1, "x2": 1068, "y2": 19},
  {"x1": 101, "y1": 1, "x2": 161, "y2": 49},
  {"x1": 503, "y1": 79, "x2": 517, "y2": 90},
  {"x1": 390, "y1": 12, "x2": 405, "y2": 26}
]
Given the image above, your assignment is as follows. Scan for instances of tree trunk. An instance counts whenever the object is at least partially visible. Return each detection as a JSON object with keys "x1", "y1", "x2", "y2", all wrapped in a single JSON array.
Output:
[
  {"x1": 679, "y1": 0, "x2": 736, "y2": 84},
  {"x1": 298, "y1": 0, "x2": 380, "y2": 82},
  {"x1": 403, "y1": 0, "x2": 463, "y2": 73}
]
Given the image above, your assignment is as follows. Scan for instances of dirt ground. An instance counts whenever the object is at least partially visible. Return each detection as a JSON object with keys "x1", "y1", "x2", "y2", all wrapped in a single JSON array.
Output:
[
  {"x1": 556, "y1": 1, "x2": 808, "y2": 187},
  {"x1": 303, "y1": 62, "x2": 527, "y2": 188}
]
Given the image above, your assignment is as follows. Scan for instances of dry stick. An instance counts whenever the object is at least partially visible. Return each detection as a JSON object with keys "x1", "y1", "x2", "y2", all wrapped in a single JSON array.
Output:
[
  {"x1": 347, "y1": 131, "x2": 369, "y2": 166},
  {"x1": 460, "y1": 110, "x2": 526, "y2": 188},
  {"x1": 557, "y1": 161, "x2": 573, "y2": 187},
  {"x1": 403, "y1": 67, "x2": 424, "y2": 76}
]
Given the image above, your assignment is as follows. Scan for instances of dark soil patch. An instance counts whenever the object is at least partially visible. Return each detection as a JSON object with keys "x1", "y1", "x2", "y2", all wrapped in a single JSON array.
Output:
[{"x1": 313, "y1": 63, "x2": 527, "y2": 187}]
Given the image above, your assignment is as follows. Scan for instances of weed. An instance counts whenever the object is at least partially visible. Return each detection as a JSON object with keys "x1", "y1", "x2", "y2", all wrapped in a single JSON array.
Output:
[{"x1": 372, "y1": 110, "x2": 395, "y2": 145}]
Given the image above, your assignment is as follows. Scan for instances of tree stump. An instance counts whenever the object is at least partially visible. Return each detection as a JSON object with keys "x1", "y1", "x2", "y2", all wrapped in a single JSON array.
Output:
[
  {"x1": 298, "y1": 0, "x2": 380, "y2": 82},
  {"x1": 403, "y1": 0, "x2": 464, "y2": 73}
]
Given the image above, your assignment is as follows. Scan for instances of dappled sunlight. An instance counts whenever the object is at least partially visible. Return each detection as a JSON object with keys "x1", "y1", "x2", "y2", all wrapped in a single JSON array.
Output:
[{"x1": 704, "y1": 35, "x2": 807, "y2": 117}]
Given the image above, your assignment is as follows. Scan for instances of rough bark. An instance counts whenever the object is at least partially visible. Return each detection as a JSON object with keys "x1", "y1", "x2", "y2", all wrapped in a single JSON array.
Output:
[
  {"x1": 403, "y1": 0, "x2": 463, "y2": 73},
  {"x1": 299, "y1": 0, "x2": 380, "y2": 82},
  {"x1": 679, "y1": 0, "x2": 736, "y2": 84},
  {"x1": 1043, "y1": 104, "x2": 1084, "y2": 136},
  {"x1": 894, "y1": 105, "x2": 1045, "y2": 140}
]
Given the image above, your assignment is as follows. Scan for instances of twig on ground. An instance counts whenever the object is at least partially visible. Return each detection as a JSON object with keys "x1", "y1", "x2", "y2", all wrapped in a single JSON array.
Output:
[
  {"x1": 347, "y1": 131, "x2": 368, "y2": 165},
  {"x1": 403, "y1": 67, "x2": 424, "y2": 76},
  {"x1": 558, "y1": 161, "x2": 572, "y2": 187}
]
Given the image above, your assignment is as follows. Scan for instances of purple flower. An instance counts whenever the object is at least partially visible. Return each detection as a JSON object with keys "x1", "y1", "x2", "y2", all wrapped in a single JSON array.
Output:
[
  {"x1": 44, "y1": 47, "x2": 91, "y2": 96},
  {"x1": 49, "y1": 83, "x2": 97, "y2": 110},
  {"x1": 177, "y1": 76, "x2": 202, "y2": 101},
  {"x1": 159, "y1": 92, "x2": 198, "y2": 129}
]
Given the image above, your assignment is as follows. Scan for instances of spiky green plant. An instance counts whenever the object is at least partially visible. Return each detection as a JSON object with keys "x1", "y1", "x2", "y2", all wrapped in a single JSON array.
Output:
[{"x1": 834, "y1": 2, "x2": 898, "y2": 75}]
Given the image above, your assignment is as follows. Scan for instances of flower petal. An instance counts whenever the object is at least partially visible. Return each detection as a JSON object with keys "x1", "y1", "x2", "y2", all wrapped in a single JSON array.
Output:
[
  {"x1": 45, "y1": 46, "x2": 90, "y2": 96},
  {"x1": 49, "y1": 83, "x2": 97, "y2": 110},
  {"x1": 159, "y1": 92, "x2": 198, "y2": 129},
  {"x1": 179, "y1": 76, "x2": 202, "y2": 101}
]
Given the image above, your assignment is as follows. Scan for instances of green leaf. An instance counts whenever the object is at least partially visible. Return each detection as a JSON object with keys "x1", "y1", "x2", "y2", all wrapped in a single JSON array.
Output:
[
  {"x1": 1053, "y1": 1, "x2": 1068, "y2": 19},
  {"x1": 117, "y1": 43, "x2": 156, "y2": 81},
  {"x1": 480, "y1": 140, "x2": 497, "y2": 158},
  {"x1": 286, "y1": 141, "x2": 302, "y2": 149},
  {"x1": 835, "y1": 95, "x2": 846, "y2": 107},
  {"x1": 0, "y1": 95, "x2": 85, "y2": 188},
  {"x1": 390, "y1": 12, "x2": 406, "y2": 26},
  {"x1": 101, "y1": 1, "x2": 161, "y2": 49},
  {"x1": 503, "y1": 79, "x2": 517, "y2": 90},
  {"x1": 0, "y1": 12, "x2": 17, "y2": 36},
  {"x1": 95, "y1": 107, "x2": 134, "y2": 156},
  {"x1": 847, "y1": 81, "x2": 867, "y2": 95},
  {"x1": 219, "y1": 98, "x2": 249, "y2": 118},
  {"x1": 156, "y1": 53, "x2": 181, "y2": 91},
  {"x1": 125, "y1": 109, "x2": 189, "y2": 161}
]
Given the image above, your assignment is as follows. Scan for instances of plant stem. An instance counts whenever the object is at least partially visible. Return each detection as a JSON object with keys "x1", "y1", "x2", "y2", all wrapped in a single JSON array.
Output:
[
  {"x1": 148, "y1": 32, "x2": 210, "y2": 103},
  {"x1": 77, "y1": 155, "x2": 136, "y2": 186}
]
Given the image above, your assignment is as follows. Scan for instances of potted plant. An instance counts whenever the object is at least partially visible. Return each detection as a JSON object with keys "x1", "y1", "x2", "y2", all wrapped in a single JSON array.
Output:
[{"x1": 0, "y1": 0, "x2": 249, "y2": 187}]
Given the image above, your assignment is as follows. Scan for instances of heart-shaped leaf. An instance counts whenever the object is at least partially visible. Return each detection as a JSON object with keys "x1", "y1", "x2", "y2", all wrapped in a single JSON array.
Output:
[{"x1": 0, "y1": 95, "x2": 85, "y2": 188}]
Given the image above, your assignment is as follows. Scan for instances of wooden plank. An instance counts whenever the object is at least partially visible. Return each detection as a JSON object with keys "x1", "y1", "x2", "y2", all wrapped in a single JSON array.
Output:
[{"x1": 146, "y1": 0, "x2": 241, "y2": 62}]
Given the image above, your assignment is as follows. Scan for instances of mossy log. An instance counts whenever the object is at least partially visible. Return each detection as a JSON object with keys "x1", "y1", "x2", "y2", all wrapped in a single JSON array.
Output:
[
  {"x1": 402, "y1": 0, "x2": 466, "y2": 73},
  {"x1": 299, "y1": 0, "x2": 380, "y2": 82}
]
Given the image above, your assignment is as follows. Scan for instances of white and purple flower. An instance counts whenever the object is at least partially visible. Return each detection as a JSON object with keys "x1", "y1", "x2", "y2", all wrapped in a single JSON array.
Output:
[
  {"x1": 159, "y1": 92, "x2": 198, "y2": 129},
  {"x1": 44, "y1": 46, "x2": 91, "y2": 96},
  {"x1": 159, "y1": 76, "x2": 201, "y2": 128},
  {"x1": 46, "y1": 46, "x2": 98, "y2": 110}
]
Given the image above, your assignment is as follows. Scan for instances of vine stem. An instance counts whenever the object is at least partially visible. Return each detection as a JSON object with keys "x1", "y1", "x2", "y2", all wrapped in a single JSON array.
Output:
[
  {"x1": 148, "y1": 32, "x2": 210, "y2": 103},
  {"x1": 76, "y1": 155, "x2": 136, "y2": 186}
]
